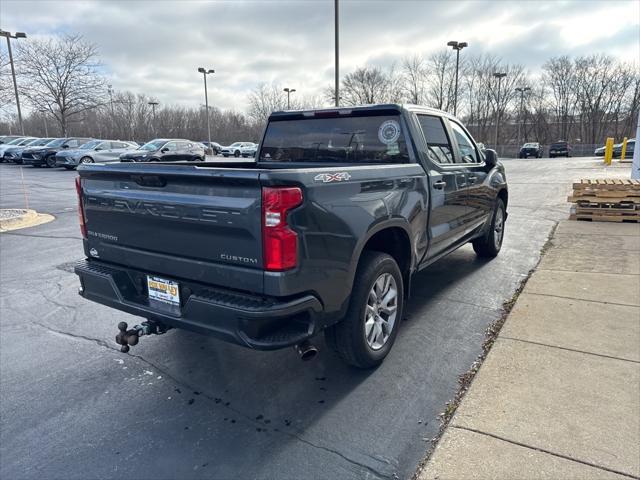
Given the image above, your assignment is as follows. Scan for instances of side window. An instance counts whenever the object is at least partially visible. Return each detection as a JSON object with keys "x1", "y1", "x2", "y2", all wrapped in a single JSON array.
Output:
[
  {"x1": 417, "y1": 115, "x2": 454, "y2": 165},
  {"x1": 449, "y1": 121, "x2": 480, "y2": 164},
  {"x1": 164, "y1": 142, "x2": 178, "y2": 151},
  {"x1": 65, "y1": 139, "x2": 79, "y2": 148}
]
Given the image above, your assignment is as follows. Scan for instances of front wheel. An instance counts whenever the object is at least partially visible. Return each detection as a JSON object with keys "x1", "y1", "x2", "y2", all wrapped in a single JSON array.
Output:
[
  {"x1": 472, "y1": 198, "x2": 506, "y2": 258},
  {"x1": 234, "y1": 150, "x2": 240, "y2": 157},
  {"x1": 80, "y1": 156, "x2": 94, "y2": 164},
  {"x1": 45, "y1": 155, "x2": 57, "y2": 168},
  {"x1": 325, "y1": 251, "x2": 404, "y2": 369}
]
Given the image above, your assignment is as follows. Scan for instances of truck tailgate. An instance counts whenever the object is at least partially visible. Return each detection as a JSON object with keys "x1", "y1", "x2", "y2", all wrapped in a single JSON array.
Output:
[{"x1": 80, "y1": 164, "x2": 264, "y2": 293}]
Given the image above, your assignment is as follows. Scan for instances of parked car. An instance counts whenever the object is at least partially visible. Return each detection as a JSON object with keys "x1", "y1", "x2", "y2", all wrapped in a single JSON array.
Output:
[
  {"x1": 220, "y1": 142, "x2": 255, "y2": 157},
  {"x1": 594, "y1": 139, "x2": 635, "y2": 158},
  {"x1": 0, "y1": 135, "x2": 22, "y2": 145},
  {"x1": 22, "y1": 137, "x2": 93, "y2": 167},
  {"x1": 0, "y1": 137, "x2": 36, "y2": 160},
  {"x1": 240, "y1": 143, "x2": 258, "y2": 158},
  {"x1": 549, "y1": 141, "x2": 571, "y2": 158},
  {"x1": 201, "y1": 141, "x2": 222, "y2": 155},
  {"x1": 4, "y1": 138, "x2": 54, "y2": 163},
  {"x1": 74, "y1": 103, "x2": 508, "y2": 369},
  {"x1": 119, "y1": 139, "x2": 205, "y2": 162},
  {"x1": 518, "y1": 142, "x2": 543, "y2": 158},
  {"x1": 614, "y1": 138, "x2": 635, "y2": 158},
  {"x1": 55, "y1": 140, "x2": 139, "y2": 169}
]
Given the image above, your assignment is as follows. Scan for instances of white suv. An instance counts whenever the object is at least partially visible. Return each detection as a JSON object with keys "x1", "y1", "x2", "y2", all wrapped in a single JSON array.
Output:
[{"x1": 221, "y1": 142, "x2": 255, "y2": 158}]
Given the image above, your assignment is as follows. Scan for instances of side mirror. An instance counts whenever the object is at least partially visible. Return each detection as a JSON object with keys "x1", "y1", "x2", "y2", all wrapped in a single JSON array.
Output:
[
  {"x1": 484, "y1": 148, "x2": 498, "y2": 169},
  {"x1": 62, "y1": 145, "x2": 69, "y2": 149},
  {"x1": 94, "y1": 147, "x2": 102, "y2": 151},
  {"x1": 161, "y1": 148, "x2": 169, "y2": 153}
]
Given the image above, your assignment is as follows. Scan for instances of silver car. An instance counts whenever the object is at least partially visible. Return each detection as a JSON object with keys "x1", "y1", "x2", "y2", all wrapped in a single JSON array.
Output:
[{"x1": 55, "y1": 140, "x2": 138, "y2": 169}]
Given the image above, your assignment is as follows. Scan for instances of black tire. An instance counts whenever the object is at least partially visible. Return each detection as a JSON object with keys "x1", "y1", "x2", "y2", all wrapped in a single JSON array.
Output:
[
  {"x1": 63, "y1": 166, "x2": 75, "y2": 170},
  {"x1": 80, "y1": 156, "x2": 94, "y2": 164},
  {"x1": 325, "y1": 251, "x2": 404, "y2": 369},
  {"x1": 45, "y1": 155, "x2": 57, "y2": 168},
  {"x1": 234, "y1": 150, "x2": 240, "y2": 157},
  {"x1": 472, "y1": 198, "x2": 506, "y2": 258}
]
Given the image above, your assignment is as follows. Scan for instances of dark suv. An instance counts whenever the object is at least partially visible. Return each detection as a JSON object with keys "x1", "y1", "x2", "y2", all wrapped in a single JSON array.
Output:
[
  {"x1": 119, "y1": 139, "x2": 205, "y2": 162},
  {"x1": 549, "y1": 141, "x2": 571, "y2": 158},
  {"x1": 22, "y1": 137, "x2": 93, "y2": 167},
  {"x1": 518, "y1": 142, "x2": 543, "y2": 158}
]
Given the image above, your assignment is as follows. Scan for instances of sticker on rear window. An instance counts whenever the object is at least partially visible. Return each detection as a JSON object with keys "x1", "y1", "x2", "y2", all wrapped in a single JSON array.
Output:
[{"x1": 378, "y1": 120, "x2": 401, "y2": 145}]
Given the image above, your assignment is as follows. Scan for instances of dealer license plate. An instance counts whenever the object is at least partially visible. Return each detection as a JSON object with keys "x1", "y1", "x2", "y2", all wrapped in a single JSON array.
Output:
[{"x1": 147, "y1": 275, "x2": 180, "y2": 309}]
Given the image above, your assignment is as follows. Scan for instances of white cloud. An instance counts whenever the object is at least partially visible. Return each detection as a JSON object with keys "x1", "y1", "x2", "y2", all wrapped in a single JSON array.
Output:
[{"x1": 2, "y1": 0, "x2": 638, "y2": 114}]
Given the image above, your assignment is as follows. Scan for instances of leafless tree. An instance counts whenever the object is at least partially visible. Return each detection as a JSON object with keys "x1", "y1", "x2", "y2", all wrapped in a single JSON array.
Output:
[
  {"x1": 0, "y1": 50, "x2": 14, "y2": 117},
  {"x1": 425, "y1": 50, "x2": 456, "y2": 112},
  {"x1": 401, "y1": 55, "x2": 427, "y2": 104},
  {"x1": 338, "y1": 66, "x2": 394, "y2": 105},
  {"x1": 16, "y1": 34, "x2": 106, "y2": 135},
  {"x1": 542, "y1": 56, "x2": 577, "y2": 141}
]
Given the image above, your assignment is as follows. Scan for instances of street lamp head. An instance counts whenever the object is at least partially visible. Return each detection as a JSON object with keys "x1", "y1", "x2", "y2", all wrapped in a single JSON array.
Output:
[
  {"x1": 493, "y1": 72, "x2": 507, "y2": 79},
  {"x1": 197, "y1": 67, "x2": 206, "y2": 73},
  {"x1": 458, "y1": 42, "x2": 468, "y2": 49},
  {"x1": 207, "y1": 69, "x2": 215, "y2": 74},
  {"x1": 447, "y1": 41, "x2": 458, "y2": 48},
  {"x1": 15, "y1": 32, "x2": 27, "y2": 38}
]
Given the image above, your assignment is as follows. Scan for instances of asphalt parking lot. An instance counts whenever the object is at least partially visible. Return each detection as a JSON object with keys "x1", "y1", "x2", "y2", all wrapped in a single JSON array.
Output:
[{"x1": 0, "y1": 157, "x2": 620, "y2": 480}]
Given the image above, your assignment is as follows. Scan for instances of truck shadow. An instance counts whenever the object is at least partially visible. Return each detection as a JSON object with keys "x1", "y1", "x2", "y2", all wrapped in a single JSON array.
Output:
[{"x1": 121, "y1": 245, "x2": 497, "y2": 477}]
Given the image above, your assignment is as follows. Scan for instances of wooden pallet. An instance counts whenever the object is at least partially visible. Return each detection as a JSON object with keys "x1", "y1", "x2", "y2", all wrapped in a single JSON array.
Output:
[
  {"x1": 568, "y1": 179, "x2": 640, "y2": 223},
  {"x1": 570, "y1": 214, "x2": 640, "y2": 223},
  {"x1": 572, "y1": 179, "x2": 640, "y2": 191}
]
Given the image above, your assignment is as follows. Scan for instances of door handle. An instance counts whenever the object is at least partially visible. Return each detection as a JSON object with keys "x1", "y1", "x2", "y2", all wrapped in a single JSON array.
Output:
[
  {"x1": 468, "y1": 175, "x2": 477, "y2": 184},
  {"x1": 433, "y1": 180, "x2": 446, "y2": 189}
]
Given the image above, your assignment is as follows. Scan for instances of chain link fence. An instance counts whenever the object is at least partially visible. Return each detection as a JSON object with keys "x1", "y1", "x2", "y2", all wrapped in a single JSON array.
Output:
[{"x1": 489, "y1": 144, "x2": 599, "y2": 159}]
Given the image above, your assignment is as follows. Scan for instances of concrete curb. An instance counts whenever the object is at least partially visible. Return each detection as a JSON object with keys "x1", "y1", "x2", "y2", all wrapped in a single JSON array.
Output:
[{"x1": 0, "y1": 209, "x2": 55, "y2": 232}]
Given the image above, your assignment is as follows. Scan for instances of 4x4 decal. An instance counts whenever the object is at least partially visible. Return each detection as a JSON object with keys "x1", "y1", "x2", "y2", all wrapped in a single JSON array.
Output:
[{"x1": 314, "y1": 172, "x2": 352, "y2": 183}]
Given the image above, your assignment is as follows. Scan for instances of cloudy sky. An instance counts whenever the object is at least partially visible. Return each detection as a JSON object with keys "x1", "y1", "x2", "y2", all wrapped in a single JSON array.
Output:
[{"x1": 2, "y1": 0, "x2": 639, "y2": 113}]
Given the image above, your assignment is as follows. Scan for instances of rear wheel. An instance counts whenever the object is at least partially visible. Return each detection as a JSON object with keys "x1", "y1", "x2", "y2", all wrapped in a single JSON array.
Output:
[
  {"x1": 472, "y1": 198, "x2": 506, "y2": 258},
  {"x1": 80, "y1": 156, "x2": 94, "y2": 164},
  {"x1": 234, "y1": 150, "x2": 240, "y2": 157},
  {"x1": 45, "y1": 155, "x2": 57, "y2": 168},
  {"x1": 325, "y1": 251, "x2": 404, "y2": 369}
]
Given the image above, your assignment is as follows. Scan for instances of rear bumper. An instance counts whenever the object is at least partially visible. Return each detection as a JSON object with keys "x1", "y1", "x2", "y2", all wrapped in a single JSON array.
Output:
[{"x1": 74, "y1": 259, "x2": 323, "y2": 350}]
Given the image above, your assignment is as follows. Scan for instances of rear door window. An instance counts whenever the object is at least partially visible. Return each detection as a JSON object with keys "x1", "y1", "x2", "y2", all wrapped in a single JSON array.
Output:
[
  {"x1": 416, "y1": 115, "x2": 454, "y2": 165},
  {"x1": 260, "y1": 114, "x2": 410, "y2": 164}
]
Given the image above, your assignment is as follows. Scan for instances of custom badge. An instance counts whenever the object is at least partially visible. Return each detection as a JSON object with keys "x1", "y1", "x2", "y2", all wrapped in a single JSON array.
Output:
[{"x1": 378, "y1": 119, "x2": 401, "y2": 145}]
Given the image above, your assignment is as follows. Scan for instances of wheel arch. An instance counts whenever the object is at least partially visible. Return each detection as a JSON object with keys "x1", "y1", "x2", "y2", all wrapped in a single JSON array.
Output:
[{"x1": 352, "y1": 222, "x2": 413, "y2": 296}]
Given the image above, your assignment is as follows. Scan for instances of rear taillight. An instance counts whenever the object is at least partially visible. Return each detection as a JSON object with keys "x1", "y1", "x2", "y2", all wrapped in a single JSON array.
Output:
[
  {"x1": 75, "y1": 176, "x2": 87, "y2": 239},
  {"x1": 262, "y1": 186, "x2": 303, "y2": 271}
]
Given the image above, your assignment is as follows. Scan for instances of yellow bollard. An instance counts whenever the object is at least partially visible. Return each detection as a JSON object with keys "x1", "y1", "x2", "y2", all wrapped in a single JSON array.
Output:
[
  {"x1": 620, "y1": 137, "x2": 628, "y2": 161},
  {"x1": 604, "y1": 137, "x2": 614, "y2": 165}
]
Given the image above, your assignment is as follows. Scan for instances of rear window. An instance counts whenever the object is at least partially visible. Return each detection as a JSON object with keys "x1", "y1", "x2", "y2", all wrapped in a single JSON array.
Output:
[{"x1": 259, "y1": 114, "x2": 410, "y2": 164}]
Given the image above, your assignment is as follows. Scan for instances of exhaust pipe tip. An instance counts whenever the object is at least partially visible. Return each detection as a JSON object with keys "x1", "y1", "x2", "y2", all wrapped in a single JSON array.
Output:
[{"x1": 296, "y1": 340, "x2": 318, "y2": 361}]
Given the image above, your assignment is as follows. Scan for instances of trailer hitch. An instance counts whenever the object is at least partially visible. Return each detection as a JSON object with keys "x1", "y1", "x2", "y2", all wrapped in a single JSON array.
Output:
[{"x1": 115, "y1": 320, "x2": 170, "y2": 353}]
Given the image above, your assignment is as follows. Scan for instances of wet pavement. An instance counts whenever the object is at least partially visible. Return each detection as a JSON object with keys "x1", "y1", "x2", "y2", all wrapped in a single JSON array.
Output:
[{"x1": 0, "y1": 157, "x2": 624, "y2": 479}]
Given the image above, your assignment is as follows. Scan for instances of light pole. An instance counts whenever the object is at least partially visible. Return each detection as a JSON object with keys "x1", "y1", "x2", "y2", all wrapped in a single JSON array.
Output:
[
  {"x1": 39, "y1": 109, "x2": 48, "y2": 136},
  {"x1": 0, "y1": 30, "x2": 27, "y2": 135},
  {"x1": 493, "y1": 72, "x2": 507, "y2": 149},
  {"x1": 515, "y1": 86, "x2": 531, "y2": 146},
  {"x1": 283, "y1": 87, "x2": 296, "y2": 109},
  {"x1": 334, "y1": 0, "x2": 339, "y2": 107},
  {"x1": 197, "y1": 67, "x2": 215, "y2": 152},
  {"x1": 447, "y1": 40, "x2": 467, "y2": 117},
  {"x1": 148, "y1": 101, "x2": 159, "y2": 136}
]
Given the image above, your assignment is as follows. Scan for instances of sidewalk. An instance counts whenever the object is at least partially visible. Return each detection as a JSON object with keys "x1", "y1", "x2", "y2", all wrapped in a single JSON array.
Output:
[{"x1": 419, "y1": 220, "x2": 640, "y2": 480}]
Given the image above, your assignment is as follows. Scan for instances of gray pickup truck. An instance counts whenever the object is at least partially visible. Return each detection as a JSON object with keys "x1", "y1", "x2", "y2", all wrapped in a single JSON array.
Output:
[{"x1": 74, "y1": 104, "x2": 508, "y2": 368}]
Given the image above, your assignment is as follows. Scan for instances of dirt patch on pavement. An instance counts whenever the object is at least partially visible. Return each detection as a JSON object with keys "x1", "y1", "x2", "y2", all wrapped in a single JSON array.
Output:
[{"x1": 0, "y1": 209, "x2": 54, "y2": 232}]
